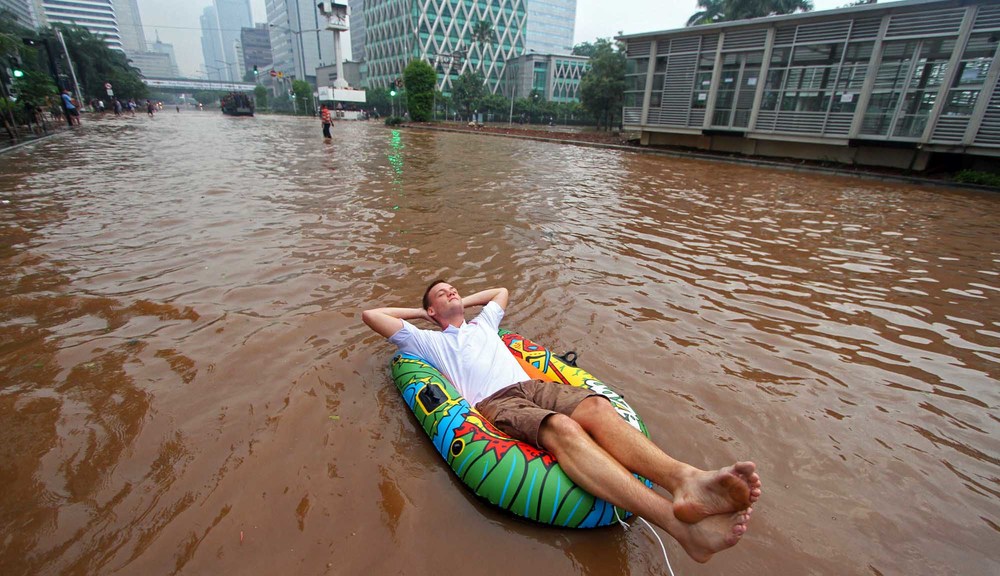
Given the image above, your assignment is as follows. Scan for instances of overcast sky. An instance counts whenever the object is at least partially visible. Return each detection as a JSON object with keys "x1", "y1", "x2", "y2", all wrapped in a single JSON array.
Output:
[{"x1": 135, "y1": 0, "x2": 872, "y2": 78}]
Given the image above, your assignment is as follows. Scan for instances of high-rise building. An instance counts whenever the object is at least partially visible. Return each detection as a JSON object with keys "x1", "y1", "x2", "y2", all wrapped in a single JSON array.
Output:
[
  {"x1": 525, "y1": 0, "x2": 575, "y2": 55},
  {"x1": 215, "y1": 0, "x2": 253, "y2": 81},
  {"x1": 265, "y1": 0, "x2": 337, "y2": 85},
  {"x1": 241, "y1": 23, "x2": 274, "y2": 75},
  {"x1": 113, "y1": 0, "x2": 147, "y2": 55},
  {"x1": 128, "y1": 51, "x2": 176, "y2": 79},
  {"x1": 363, "y1": 0, "x2": 527, "y2": 93},
  {"x1": 0, "y1": 0, "x2": 42, "y2": 29},
  {"x1": 200, "y1": 6, "x2": 225, "y2": 80},
  {"x1": 150, "y1": 32, "x2": 180, "y2": 77},
  {"x1": 348, "y1": 0, "x2": 365, "y2": 62},
  {"x1": 40, "y1": 0, "x2": 123, "y2": 50}
]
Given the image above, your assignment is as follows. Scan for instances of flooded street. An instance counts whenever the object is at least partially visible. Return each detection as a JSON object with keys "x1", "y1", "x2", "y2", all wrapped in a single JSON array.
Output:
[{"x1": 1, "y1": 113, "x2": 998, "y2": 575}]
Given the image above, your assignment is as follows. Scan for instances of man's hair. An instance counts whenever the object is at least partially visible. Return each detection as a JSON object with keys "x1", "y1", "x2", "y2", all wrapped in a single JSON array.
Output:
[{"x1": 422, "y1": 279, "x2": 448, "y2": 310}]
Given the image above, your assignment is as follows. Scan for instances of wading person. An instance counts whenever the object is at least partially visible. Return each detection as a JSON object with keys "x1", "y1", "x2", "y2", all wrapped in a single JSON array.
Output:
[
  {"x1": 362, "y1": 281, "x2": 762, "y2": 563},
  {"x1": 320, "y1": 104, "x2": 333, "y2": 139},
  {"x1": 60, "y1": 89, "x2": 79, "y2": 127}
]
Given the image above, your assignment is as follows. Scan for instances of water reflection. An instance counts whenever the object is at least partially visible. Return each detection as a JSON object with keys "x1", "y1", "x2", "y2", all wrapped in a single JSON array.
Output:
[{"x1": 0, "y1": 115, "x2": 997, "y2": 575}]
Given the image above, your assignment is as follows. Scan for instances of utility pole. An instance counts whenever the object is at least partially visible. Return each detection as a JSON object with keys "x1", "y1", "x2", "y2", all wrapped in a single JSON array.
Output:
[{"x1": 56, "y1": 29, "x2": 84, "y2": 108}]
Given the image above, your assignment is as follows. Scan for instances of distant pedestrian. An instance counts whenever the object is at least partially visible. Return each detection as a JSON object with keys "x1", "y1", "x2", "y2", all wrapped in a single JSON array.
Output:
[
  {"x1": 60, "y1": 89, "x2": 80, "y2": 126},
  {"x1": 146, "y1": 100, "x2": 155, "y2": 117},
  {"x1": 113, "y1": 99, "x2": 122, "y2": 116},
  {"x1": 176, "y1": 105, "x2": 180, "y2": 113},
  {"x1": 320, "y1": 104, "x2": 332, "y2": 139}
]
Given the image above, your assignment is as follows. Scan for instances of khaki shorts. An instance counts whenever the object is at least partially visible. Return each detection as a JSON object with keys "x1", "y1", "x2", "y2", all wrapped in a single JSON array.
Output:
[{"x1": 475, "y1": 379, "x2": 605, "y2": 449}]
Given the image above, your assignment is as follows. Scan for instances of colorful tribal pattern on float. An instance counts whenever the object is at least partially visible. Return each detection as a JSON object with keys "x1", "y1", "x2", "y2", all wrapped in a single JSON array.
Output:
[{"x1": 389, "y1": 330, "x2": 653, "y2": 528}]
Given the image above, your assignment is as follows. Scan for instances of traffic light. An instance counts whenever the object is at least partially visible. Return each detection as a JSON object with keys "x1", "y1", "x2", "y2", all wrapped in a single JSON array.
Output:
[
  {"x1": 253, "y1": 64, "x2": 258, "y2": 76},
  {"x1": 390, "y1": 89, "x2": 396, "y2": 97},
  {"x1": 11, "y1": 53, "x2": 24, "y2": 78}
]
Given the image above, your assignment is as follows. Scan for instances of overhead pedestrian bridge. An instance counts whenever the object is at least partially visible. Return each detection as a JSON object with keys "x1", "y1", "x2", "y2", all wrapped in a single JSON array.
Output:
[{"x1": 142, "y1": 78, "x2": 257, "y2": 92}]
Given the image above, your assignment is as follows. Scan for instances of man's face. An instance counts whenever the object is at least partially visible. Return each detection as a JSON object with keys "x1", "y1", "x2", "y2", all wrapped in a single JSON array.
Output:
[{"x1": 426, "y1": 282, "x2": 461, "y2": 317}]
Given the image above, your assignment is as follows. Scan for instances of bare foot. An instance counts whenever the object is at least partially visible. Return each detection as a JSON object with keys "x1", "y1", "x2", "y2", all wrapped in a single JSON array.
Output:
[
  {"x1": 675, "y1": 508, "x2": 752, "y2": 563},
  {"x1": 673, "y1": 461, "x2": 761, "y2": 524}
]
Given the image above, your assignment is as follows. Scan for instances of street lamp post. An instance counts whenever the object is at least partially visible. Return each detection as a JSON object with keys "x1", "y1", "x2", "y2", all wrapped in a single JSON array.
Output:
[
  {"x1": 505, "y1": 61, "x2": 516, "y2": 126},
  {"x1": 216, "y1": 59, "x2": 236, "y2": 82}
]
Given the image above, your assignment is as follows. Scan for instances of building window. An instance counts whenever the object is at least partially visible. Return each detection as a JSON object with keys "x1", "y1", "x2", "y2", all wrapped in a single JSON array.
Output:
[
  {"x1": 942, "y1": 33, "x2": 997, "y2": 116},
  {"x1": 624, "y1": 56, "x2": 648, "y2": 110}
]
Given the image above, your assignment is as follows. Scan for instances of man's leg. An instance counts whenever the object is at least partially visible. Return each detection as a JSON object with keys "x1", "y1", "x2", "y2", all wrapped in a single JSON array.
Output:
[
  {"x1": 538, "y1": 414, "x2": 751, "y2": 563},
  {"x1": 570, "y1": 396, "x2": 762, "y2": 523}
]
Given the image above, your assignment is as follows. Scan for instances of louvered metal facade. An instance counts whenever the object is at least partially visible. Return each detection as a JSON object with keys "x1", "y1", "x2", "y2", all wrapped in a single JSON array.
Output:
[
  {"x1": 621, "y1": 0, "x2": 1000, "y2": 168},
  {"x1": 363, "y1": 0, "x2": 527, "y2": 93}
]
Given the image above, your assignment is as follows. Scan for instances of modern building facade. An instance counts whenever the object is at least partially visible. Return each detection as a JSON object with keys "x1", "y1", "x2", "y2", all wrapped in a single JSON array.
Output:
[
  {"x1": 620, "y1": 0, "x2": 1000, "y2": 170},
  {"x1": 113, "y1": 0, "x2": 146, "y2": 55},
  {"x1": 241, "y1": 23, "x2": 273, "y2": 75},
  {"x1": 40, "y1": 0, "x2": 123, "y2": 50},
  {"x1": 145, "y1": 33, "x2": 180, "y2": 78},
  {"x1": 525, "y1": 0, "x2": 575, "y2": 55},
  {"x1": 503, "y1": 52, "x2": 588, "y2": 102},
  {"x1": 363, "y1": 0, "x2": 527, "y2": 93},
  {"x1": 0, "y1": 0, "x2": 42, "y2": 29},
  {"x1": 317, "y1": 60, "x2": 362, "y2": 88},
  {"x1": 348, "y1": 0, "x2": 366, "y2": 62},
  {"x1": 265, "y1": 0, "x2": 338, "y2": 86},
  {"x1": 215, "y1": 0, "x2": 253, "y2": 81},
  {"x1": 128, "y1": 51, "x2": 176, "y2": 78},
  {"x1": 200, "y1": 6, "x2": 225, "y2": 80}
]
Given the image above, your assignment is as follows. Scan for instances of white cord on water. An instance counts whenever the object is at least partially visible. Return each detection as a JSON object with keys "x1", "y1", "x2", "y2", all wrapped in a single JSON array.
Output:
[
  {"x1": 614, "y1": 508, "x2": 677, "y2": 576},
  {"x1": 637, "y1": 516, "x2": 677, "y2": 576}
]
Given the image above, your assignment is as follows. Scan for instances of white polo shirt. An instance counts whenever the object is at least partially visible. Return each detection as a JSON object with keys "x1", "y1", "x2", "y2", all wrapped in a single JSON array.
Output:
[{"x1": 389, "y1": 301, "x2": 530, "y2": 405}]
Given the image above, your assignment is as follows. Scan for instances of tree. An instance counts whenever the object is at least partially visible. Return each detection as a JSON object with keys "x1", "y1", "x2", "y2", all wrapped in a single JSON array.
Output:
[
  {"x1": 579, "y1": 38, "x2": 625, "y2": 130},
  {"x1": 686, "y1": 0, "x2": 813, "y2": 25},
  {"x1": 54, "y1": 25, "x2": 147, "y2": 100},
  {"x1": 14, "y1": 70, "x2": 57, "y2": 105},
  {"x1": 727, "y1": 0, "x2": 812, "y2": 20},
  {"x1": 192, "y1": 90, "x2": 224, "y2": 106},
  {"x1": 572, "y1": 41, "x2": 598, "y2": 58},
  {"x1": 0, "y1": 30, "x2": 22, "y2": 140},
  {"x1": 291, "y1": 79, "x2": 312, "y2": 114},
  {"x1": 452, "y1": 70, "x2": 485, "y2": 118},
  {"x1": 478, "y1": 92, "x2": 508, "y2": 119},
  {"x1": 471, "y1": 20, "x2": 495, "y2": 46},
  {"x1": 687, "y1": 0, "x2": 726, "y2": 26},
  {"x1": 403, "y1": 58, "x2": 435, "y2": 121},
  {"x1": 366, "y1": 87, "x2": 392, "y2": 116},
  {"x1": 469, "y1": 20, "x2": 496, "y2": 90},
  {"x1": 253, "y1": 84, "x2": 268, "y2": 111}
]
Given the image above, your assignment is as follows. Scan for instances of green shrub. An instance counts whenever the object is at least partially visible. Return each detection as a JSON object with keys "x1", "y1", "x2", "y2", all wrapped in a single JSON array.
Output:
[
  {"x1": 954, "y1": 170, "x2": 1000, "y2": 188},
  {"x1": 403, "y1": 59, "x2": 435, "y2": 122},
  {"x1": 384, "y1": 116, "x2": 404, "y2": 126}
]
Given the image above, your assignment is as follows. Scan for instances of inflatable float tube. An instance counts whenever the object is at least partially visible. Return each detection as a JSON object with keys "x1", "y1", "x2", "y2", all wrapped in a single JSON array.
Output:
[{"x1": 390, "y1": 328, "x2": 653, "y2": 528}]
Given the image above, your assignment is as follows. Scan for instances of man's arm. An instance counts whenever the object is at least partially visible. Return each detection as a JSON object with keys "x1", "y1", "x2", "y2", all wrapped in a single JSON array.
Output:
[
  {"x1": 461, "y1": 287, "x2": 509, "y2": 310},
  {"x1": 362, "y1": 307, "x2": 429, "y2": 338}
]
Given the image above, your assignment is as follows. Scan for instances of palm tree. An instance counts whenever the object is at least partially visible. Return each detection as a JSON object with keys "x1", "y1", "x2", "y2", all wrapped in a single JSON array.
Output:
[
  {"x1": 469, "y1": 20, "x2": 496, "y2": 91},
  {"x1": 687, "y1": 0, "x2": 726, "y2": 26},
  {"x1": 471, "y1": 20, "x2": 495, "y2": 46},
  {"x1": 687, "y1": 0, "x2": 812, "y2": 26},
  {"x1": 726, "y1": 0, "x2": 813, "y2": 20}
]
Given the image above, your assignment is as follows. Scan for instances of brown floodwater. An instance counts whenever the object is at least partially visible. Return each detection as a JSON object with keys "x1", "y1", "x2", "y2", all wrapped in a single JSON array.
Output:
[{"x1": 1, "y1": 114, "x2": 998, "y2": 576}]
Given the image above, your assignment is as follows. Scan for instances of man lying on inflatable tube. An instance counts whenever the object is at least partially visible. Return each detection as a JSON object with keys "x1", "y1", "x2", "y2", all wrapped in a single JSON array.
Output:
[{"x1": 362, "y1": 281, "x2": 763, "y2": 563}]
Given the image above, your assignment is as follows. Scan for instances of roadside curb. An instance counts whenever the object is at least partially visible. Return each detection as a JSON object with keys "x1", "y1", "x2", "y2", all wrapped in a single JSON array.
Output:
[
  {"x1": 0, "y1": 129, "x2": 66, "y2": 156},
  {"x1": 401, "y1": 124, "x2": 997, "y2": 193}
]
